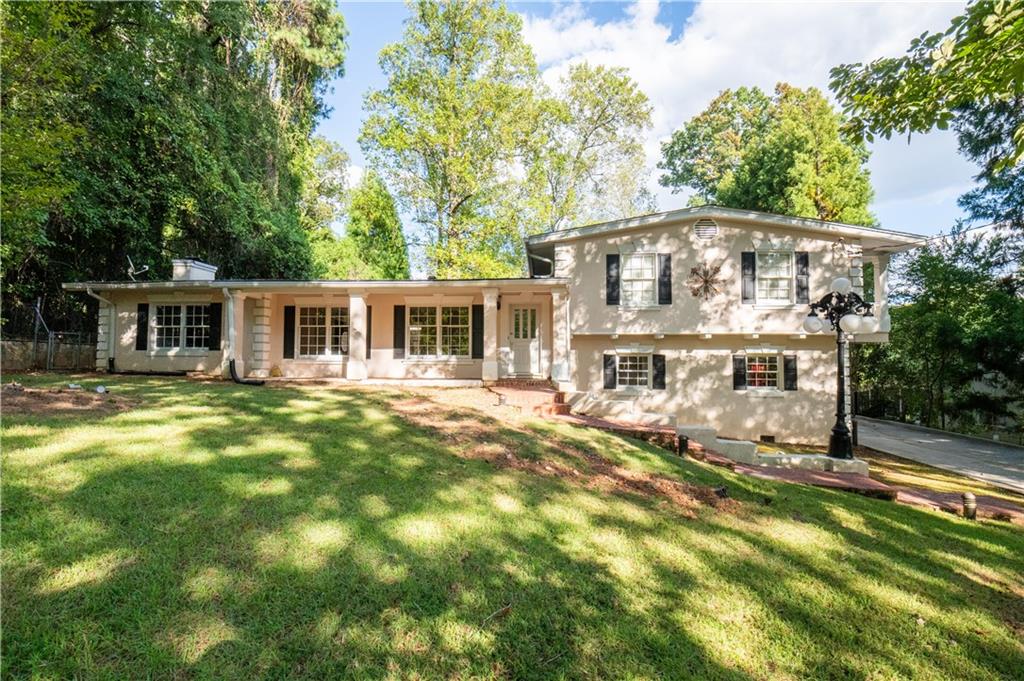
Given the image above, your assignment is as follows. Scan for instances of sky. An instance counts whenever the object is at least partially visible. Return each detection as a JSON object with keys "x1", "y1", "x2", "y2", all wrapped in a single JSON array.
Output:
[{"x1": 318, "y1": 0, "x2": 978, "y2": 237}]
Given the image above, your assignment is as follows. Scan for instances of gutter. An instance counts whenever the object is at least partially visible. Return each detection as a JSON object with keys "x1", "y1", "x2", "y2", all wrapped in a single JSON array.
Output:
[{"x1": 86, "y1": 287, "x2": 116, "y2": 372}]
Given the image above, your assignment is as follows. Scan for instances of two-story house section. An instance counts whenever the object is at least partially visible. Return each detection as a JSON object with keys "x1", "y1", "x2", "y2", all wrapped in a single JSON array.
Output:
[
  {"x1": 523, "y1": 206, "x2": 922, "y2": 444},
  {"x1": 64, "y1": 206, "x2": 923, "y2": 446}
]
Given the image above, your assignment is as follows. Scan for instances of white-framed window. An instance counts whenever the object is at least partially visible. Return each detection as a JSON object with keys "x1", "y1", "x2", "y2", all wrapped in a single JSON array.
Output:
[
  {"x1": 408, "y1": 306, "x2": 439, "y2": 357},
  {"x1": 330, "y1": 306, "x2": 349, "y2": 356},
  {"x1": 297, "y1": 306, "x2": 350, "y2": 357},
  {"x1": 756, "y1": 251, "x2": 793, "y2": 303},
  {"x1": 746, "y1": 354, "x2": 780, "y2": 390},
  {"x1": 621, "y1": 253, "x2": 657, "y2": 306},
  {"x1": 617, "y1": 354, "x2": 651, "y2": 388},
  {"x1": 440, "y1": 306, "x2": 470, "y2": 356},
  {"x1": 151, "y1": 304, "x2": 213, "y2": 351},
  {"x1": 154, "y1": 305, "x2": 182, "y2": 349},
  {"x1": 407, "y1": 305, "x2": 471, "y2": 358},
  {"x1": 184, "y1": 304, "x2": 210, "y2": 349}
]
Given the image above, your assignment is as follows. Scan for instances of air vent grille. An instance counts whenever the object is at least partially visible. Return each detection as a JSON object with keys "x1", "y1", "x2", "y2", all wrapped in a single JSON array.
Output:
[{"x1": 694, "y1": 218, "x2": 719, "y2": 240}]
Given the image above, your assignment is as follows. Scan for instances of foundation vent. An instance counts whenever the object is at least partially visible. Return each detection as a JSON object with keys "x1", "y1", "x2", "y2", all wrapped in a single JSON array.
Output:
[{"x1": 694, "y1": 218, "x2": 719, "y2": 240}]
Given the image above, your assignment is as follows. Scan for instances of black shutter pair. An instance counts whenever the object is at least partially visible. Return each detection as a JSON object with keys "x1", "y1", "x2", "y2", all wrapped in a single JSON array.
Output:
[
  {"x1": 732, "y1": 354, "x2": 798, "y2": 390},
  {"x1": 606, "y1": 254, "x2": 672, "y2": 305},
  {"x1": 741, "y1": 252, "x2": 810, "y2": 303},
  {"x1": 602, "y1": 353, "x2": 667, "y2": 390},
  {"x1": 135, "y1": 302, "x2": 221, "y2": 351}
]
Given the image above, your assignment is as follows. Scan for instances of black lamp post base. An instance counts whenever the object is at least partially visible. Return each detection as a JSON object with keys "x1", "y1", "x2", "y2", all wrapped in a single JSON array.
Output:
[{"x1": 828, "y1": 425, "x2": 854, "y2": 459}]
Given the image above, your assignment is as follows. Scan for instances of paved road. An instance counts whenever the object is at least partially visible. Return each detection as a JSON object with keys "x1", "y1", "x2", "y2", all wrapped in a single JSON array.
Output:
[{"x1": 857, "y1": 417, "x2": 1024, "y2": 493}]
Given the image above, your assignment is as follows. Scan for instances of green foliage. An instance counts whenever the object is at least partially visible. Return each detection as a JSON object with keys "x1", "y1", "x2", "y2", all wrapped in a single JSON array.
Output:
[
  {"x1": 954, "y1": 98, "x2": 1024, "y2": 235},
  {"x1": 831, "y1": 0, "x2": 1024, "y2": 169},
  {"x1": 659, "y1": 85, "x2": 875, "y2": 225},
  {"x1": 525, "y1": 63, "x2": 655, "y2": 231},
  {"x1": 0, "y1": 0, "x2": 346, "y2": 332},
  {"x1": 360, "y1": 0, "x2": 538, "y2": 278},
  {"x1": 855, "y1": 229, "x2": 1024, "y2": 430},
  {"x1": 309, "y1": 228, "x2": 375, "y2": 280},
  {"x1": 345, "y1": 172, "x2": 410, "y2": 279}
]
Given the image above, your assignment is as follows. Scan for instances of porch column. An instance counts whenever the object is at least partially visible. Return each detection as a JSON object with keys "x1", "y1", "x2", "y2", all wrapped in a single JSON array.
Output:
[
  {"x1": 874, "y1": 253, "x2": 890, "y2": 321},
  {"x1": 250, "y1": 296, "x2": 271, "y2": 378},
  {"x1": 230, "y1": 292, "x2": 247, "y2": 376},
  {"x1": 348, "y1": 291, "x2": 367, "y2": 380},
  {"x1": 551, "y1": 288, "x2": 571, "y2": 387},
  {"x1": 95, "y1": 301, "x2": 113, "y2": 371},
  {"x1": 482, "y1": 287, "x2": 499, "y2": 381}
]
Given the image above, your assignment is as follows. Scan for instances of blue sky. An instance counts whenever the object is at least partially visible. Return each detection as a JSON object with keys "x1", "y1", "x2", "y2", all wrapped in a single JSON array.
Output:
[{"x1": 318, "y1": 1, "x2": 976, "y2": 237}]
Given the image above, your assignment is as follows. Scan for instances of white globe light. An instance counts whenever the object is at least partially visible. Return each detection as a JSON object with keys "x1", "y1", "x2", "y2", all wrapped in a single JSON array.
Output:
[
  {"x1": 803, "y1": 315, "x2": 824, "y2": 333},
  {"x1": 860, "y1": 317, "x2": 879, "y2": 334},
  {"x1": 839, "y1": 314, "x2": 862, "y2": 334},
  {"x1": 832, "y1": 277, "x2": 852, "y2": 295},
  {"x1": 879, "y1": 315, "x2": 892, "y2": 333}
]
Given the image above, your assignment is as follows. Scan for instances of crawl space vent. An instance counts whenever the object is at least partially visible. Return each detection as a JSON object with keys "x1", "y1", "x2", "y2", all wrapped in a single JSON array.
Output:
[{"x1": 694, "y1": 218, "x2": 719, "y2": 240}]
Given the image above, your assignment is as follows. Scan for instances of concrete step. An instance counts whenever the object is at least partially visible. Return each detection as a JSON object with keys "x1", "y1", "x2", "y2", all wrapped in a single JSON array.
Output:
[
  {"x1": 676, "y1": 425, "x2": 718, "y2": 449},
  {"x1": 712, "y1": 438, "x2": 759, "y2": 464}
]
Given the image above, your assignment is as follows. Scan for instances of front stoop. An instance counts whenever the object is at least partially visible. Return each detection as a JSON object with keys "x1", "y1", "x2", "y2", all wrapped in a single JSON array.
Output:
[{"x1": 489, "y1": 382, "x2": 571, "y2": 416}]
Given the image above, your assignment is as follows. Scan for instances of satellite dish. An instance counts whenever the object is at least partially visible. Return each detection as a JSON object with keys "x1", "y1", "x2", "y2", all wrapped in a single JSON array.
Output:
[{"x1": 127, "y1": 256, "x2": 150, "y2": 281}]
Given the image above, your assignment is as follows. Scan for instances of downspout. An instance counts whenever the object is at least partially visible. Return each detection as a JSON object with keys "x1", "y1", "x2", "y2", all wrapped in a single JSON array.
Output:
[
  {"x1": 86, "y1": 287, "x2": 116, "y2": 372},
  {"x1": 527, "y1": 252, "x2": 555, "y2": 278},
  {"x1": 221, "y1": 287, "x2": 264, "y2": 386}
]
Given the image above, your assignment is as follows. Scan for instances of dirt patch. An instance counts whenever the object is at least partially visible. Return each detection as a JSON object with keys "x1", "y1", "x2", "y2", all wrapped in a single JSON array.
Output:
[
  {"x1": 2, "y1": 383, "x2": 136, "y2": 416},
  {"x1": 389, "y1": 389, "x2": 734, "y2": 517}
]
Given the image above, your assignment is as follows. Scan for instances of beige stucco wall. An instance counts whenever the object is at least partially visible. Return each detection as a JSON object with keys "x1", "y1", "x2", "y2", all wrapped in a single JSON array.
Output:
[
  {"x1": 97, "y1": 291, "x2": 226, "y2": 374},
  {"x1": 571, "y1": 334, "x2": 838, "y2": 445},
  {"x1": 554, "y1": 217, "x2": 874, "y2": 337}
]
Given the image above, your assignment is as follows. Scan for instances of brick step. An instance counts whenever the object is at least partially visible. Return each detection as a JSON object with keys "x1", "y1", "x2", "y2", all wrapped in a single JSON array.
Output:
[
  {"x1": 531, "y1": 403, "x2": 572, "y2": 416},
  {"x1": 495, "y1": 378, "x2": 556, "y2": 389}
]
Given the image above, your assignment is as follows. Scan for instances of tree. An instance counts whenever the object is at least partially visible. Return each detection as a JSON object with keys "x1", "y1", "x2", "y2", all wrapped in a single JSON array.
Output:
[
  {"x1": 658, "y1": 87, "x2": 772, "y2": 203},
  {"x1": 526, "y1": 63, "x2": 654, "y2": 231},
  {"x1": 360, "y1": 0, "x2": 539, "y2": 278},
  {"x1": 954, "y1": 98, "x2": 1024, "y2": 234},
  {"x1": 831, "y1": 0, "x2": 1024, "y2": 169},
  {"x1": 345, "y1": 172, "x2": 410, "y2": 279},
  {"x1": 659, "y1": 84, "x2": 875, "y2": 225}
]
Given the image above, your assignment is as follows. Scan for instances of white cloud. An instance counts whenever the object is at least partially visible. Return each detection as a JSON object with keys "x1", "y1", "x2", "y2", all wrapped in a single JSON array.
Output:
[{"x1": 520, "y1": 1, "x2": 976, "y2": 234}]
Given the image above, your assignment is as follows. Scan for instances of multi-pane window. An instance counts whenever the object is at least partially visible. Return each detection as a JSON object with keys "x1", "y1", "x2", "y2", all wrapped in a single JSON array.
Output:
[
  {"x1": 756, "y1": 251, "x2": 793, "y2": 302},
  {"x1": 621, "y1": 253, "x2": 657, "y2": 306},
  {"x1": 617, "y1": 354, "x2": 650, "y2": 388},
  {"x1": 440, "y1": 306, "x2": 470, "y2": 356},
  {"x1": 330, "y1": 307, "x2": 349, "y2": 356},
  {"x1": 298, "y1": 307, "x2": 327, "y2": 356},
  {"x1": 184, "y1": 304, "x2": 210, "y2": 349},
  {"x1": 154, "y1": 305, "x2": 182, "y2": 349},
  {"x1": 746, "y1": 354, "x2": 780, "y2": 389},
  {"x1": 408, "y1": 306, "x2": 438, "y2": 357},
  {"x1": 512, "y1": 307, "x2": 537, "y2": 340}
]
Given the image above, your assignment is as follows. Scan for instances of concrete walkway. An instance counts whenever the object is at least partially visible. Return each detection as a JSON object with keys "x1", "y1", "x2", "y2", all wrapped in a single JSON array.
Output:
[{"x1": 857, "y1": 417, "x2": 1024, "y2": 494}]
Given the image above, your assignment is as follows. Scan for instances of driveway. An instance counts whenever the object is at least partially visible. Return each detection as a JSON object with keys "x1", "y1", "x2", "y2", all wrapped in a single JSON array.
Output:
[{"x1": 857, "y1": 417, "x2": 1024, "y2": 493}]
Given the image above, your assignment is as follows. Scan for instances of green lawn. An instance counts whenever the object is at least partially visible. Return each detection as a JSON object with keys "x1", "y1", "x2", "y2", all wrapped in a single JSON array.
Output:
[{"x1": 3, "y1": 374, "x2": 1022, "y2": 680}]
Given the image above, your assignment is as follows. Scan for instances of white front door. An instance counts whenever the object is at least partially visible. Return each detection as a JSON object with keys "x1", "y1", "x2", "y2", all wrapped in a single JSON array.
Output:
[{"x1": 511, "y1": 306, "x2": 539, "y2": 376}]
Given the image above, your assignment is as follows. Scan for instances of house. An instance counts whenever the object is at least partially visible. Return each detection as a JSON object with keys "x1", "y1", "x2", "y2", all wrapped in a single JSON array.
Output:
[{"x1": 63, "y1": 206, "x2": 922, "y2": 445}]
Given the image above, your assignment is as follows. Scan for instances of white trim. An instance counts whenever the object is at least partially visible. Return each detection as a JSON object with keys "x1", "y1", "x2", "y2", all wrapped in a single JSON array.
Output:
[
  {"x1": 754, "y1": 250, "x2": 795, "y2": 305},
  {"x1": 294, "y1": 305, "x2": 350, "y2": 359},
  {"x1": 404, "y1": 294, "x2": 474, "y2": 306},
  {"x1": 147, "y1": 302, "x2": 214, "y2": 356},
  {"x1": 65, "y1": 279, "x2": 570, "y2": 292},
  {"x1": 614, "y1": 344, "x2": 655, "y2": 354}
]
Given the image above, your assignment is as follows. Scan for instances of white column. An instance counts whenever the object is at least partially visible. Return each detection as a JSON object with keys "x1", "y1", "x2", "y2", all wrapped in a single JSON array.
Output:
[
  {"x1": 251, "y1": 296, "x2": 271, "y2": 378},
  {"x1": 482, "y1": 288, "x2": 499, "y2": 381},
  {"x1": 95, "y1": 302, "x2": 112, "y2": 370},
  {"x1": 551, "y1": 288, "x2": 571, "y2": 387},
  {"x1": 875, "y1": 253, "x2": 890, "y2": 321},
  {"x1": 233, "y1": 293, "x2": 247, "y2": 376},
  {"x1": 348, "y1": 291, "x2": 367, "y2": 380}
]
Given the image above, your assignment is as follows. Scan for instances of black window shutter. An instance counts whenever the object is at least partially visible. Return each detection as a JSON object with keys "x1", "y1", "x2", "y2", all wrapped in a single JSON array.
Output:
[
  {"x1": 732, "y1": 355, "x2": 747, "y2": 390},
  {"x1": 207, "y1": 302, "x2": 222, "y2": 351},
  {"x1": 741, "y1": 252, "x2": 756, "y2": 303},
  {"x1": 471, "y1": 304, "x2": 484, "y2": 359},
  {"x1": 283, "y1": 305, "x2": 295, "y2": 359},
  {"x1": 393, "y1": 305, "x2": 406, "y2": 359},
  {"x1": 795, "y1": 252, "x2": 810, "y2": 304},
  {"x1": 784, "y1": 355, "x2": 798, "y2": 391},
  {"x1": 658, "y1": 254, "x2": 672, "y2": 305},
  {"x1": 603, "y1": 354, "x2": 617, "y2": 388},
  {"x1": 135, "y1": 303, "x2": 149, "y2": 351},
  {"x1": 606, "y1": 254, "x2": 620, "y2": 305},
  {"x1": 652, "y1": 354, "x2": 666, "y2": 389},
  {"x1": 366, "y1": 306, "x2": 372, "y2": 358}
]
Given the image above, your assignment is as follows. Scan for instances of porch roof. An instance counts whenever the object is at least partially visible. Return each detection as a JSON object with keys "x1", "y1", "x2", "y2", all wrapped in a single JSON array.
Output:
[{"x1": 63, "y1": 277, "x2": 568, "y2": 293}]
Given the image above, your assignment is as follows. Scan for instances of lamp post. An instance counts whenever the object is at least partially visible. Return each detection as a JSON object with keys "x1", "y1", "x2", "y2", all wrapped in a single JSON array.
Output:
[{"x1": 801, "y1": 277, "x2": 886, "y2": 459}]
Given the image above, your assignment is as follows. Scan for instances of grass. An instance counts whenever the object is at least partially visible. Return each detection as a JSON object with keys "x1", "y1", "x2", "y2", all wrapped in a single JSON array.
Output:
[
  {"x1": 757, "y1": 442, "x2": 1024, "y2": 505},
  {"x1": 3, "y1": 374, "x2": 1023, "y2": 680}
]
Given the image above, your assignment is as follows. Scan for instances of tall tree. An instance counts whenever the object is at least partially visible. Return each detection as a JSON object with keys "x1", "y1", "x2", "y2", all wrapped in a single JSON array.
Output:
[
  {"x1": 526, "y1": 63, "x2": 655, "y2": 231},
  {"x1": 360, "y1": 0, "x2": 539, "y2": 278},
  {"x1": 659, "y1": 85, "x2": 875, "y2": 224},
  {"x1": 345, "y1": 172, "x2": 410, "y2": 279},
  {"x1": 0, "y1": 1, "x2": 346, "y2": 333},
  {"x1": 831, "y1": 0, "x2": 1024, "y2": 170}
]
